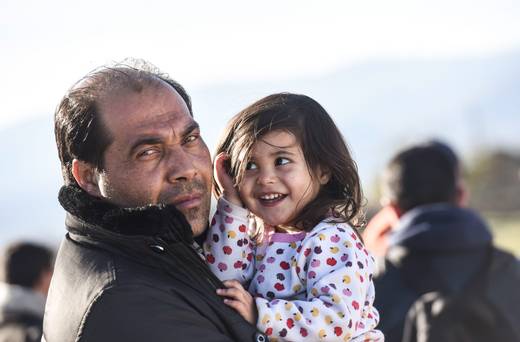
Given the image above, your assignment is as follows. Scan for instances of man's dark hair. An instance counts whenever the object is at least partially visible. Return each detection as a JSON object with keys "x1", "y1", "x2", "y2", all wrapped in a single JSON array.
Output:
[
  {"x1": 0, "y1": 242, "x2": 54, "y2": 289},
  {"x1": 383, "y1": 140, "x2": 460, "y2": 212},
  {"x1": 54, "y1": 59, "x2": 193, "y2": 186}
]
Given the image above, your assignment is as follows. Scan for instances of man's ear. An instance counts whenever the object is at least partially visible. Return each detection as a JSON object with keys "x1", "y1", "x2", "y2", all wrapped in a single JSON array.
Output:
[
  {"x1": 317, "y1": 166, "x2": 331, "y2": 185},
  {"x1": 34, "y1": 268, "x2": 53, "y2": 297},
  {"x1": 379, "y1": 198, "x2": 404, "y2": 218},
  {"x1": 388, "y1": 202, "x2": 404, "y2": 218},
  {"x1": 455, "y1": 181, "x2": 469, "y2": 207},
  {"x1": 71, "y1": 159, "x2": 102, "y2": 197}
]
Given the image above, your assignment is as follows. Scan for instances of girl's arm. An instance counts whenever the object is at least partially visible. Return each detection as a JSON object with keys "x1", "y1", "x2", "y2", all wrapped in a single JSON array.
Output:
[
  {"x1": 203, "y1": 198, "x2": 256, "y2": 283},
  {"x1": 255, "y1": 224, "x2": 380, "y2": 341},
  {"x1": 203, "y1": 153, "x2": 256, "y2": 283}
]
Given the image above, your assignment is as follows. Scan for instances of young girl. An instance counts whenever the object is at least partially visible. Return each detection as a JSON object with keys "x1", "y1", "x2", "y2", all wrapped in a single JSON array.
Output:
[{"x1": 204, "y1": 93, "x2": 383, "y2": 341}]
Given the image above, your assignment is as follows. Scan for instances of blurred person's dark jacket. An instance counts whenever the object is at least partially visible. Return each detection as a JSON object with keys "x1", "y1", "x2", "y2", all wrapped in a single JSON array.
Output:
[
  {"x1": 42, "y1": 185, "x2": 262, "y2": 342},
  {"x1": 374, "y1": 203, "x2": 520, "y2": 342},
  {"x1": 0, "y1": 283, "x2": 45, "y2": 342}
]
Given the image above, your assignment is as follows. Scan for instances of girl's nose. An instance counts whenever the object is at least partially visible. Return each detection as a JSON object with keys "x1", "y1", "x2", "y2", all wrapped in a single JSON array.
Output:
[{"x1": 257, "y1": 169, "x2": 277, "y2": 185}]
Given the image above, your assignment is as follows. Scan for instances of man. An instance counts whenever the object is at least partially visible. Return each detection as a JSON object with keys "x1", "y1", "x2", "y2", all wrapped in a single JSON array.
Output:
[
  {"x1": 43, "y1": 60, "x2": 265, "y2": 341},
  {"x1": 366, "y1": 141, "x2": 520, "y2": 342},
  {"x1": 0, "y1": 242, "x2": 53, "y2": 342},
  {"x1": 363, "y1": 141, "x2": 468, "y2": 258}
]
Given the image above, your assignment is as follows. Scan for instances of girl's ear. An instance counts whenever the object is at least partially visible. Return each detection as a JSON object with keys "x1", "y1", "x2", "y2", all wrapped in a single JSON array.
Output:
[{"x1": 317, "y1": 166, "x2": 331, "y2": 185}]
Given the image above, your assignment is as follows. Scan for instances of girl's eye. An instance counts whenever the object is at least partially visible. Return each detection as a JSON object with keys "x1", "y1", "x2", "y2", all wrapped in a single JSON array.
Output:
[
  {"x1": 275, "y1": 157, "x2": 290, "y2": 166},
  {"x1": 246, "y1": 161, "x2": 258, "y2": 170}
]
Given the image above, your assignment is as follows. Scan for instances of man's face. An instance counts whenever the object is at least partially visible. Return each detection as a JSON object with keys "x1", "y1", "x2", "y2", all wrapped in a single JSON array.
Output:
[{"x1": 93, "y1": 81, "x2": 212, "y2": 236}]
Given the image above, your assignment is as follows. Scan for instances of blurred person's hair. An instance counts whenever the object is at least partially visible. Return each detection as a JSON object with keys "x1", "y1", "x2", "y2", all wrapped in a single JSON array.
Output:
[
  {"x1": 214, "y1": 92, "x2": 363, "y2": 231},
  {"x1": 382, "y1": 140, "x2": 460, "y2": 212},
  {"x1": 0, "y1": 242, "x2": 54, "y2": 289},
  {"x1": 54, "y1": 58, "x2": 192, "y2": 186}
]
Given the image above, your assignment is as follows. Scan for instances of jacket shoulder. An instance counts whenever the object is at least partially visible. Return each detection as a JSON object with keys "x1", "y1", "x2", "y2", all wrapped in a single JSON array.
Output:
[{"x1": 43, "y1": 235, "x2": 118, "y2": 342}]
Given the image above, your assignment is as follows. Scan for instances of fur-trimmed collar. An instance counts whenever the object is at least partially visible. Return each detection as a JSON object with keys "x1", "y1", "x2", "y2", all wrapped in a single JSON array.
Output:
[{"x1": 58, "y1": 185, "x2": 193, "y2": 243}]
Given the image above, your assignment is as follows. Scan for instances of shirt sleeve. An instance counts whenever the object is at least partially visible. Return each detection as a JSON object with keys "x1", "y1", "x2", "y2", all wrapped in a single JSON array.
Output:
[
  {"x1": 255, "y1": 224, "x2": 379, "y2": 341},
  {"x1": 203, "y1": 197, "x2": 256, "y2": 284}
]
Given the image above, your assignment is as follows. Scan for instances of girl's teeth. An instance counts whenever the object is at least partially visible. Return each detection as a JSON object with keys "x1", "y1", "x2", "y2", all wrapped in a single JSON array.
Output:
[{"x1": 261, "y1": 193, "x2": 282, "y2": 200}]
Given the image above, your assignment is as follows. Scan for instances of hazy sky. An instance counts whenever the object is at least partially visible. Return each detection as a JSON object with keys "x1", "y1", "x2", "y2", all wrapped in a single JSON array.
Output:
[{"x1": 1, "y1": 0, "x2": 520, "y2": 129}]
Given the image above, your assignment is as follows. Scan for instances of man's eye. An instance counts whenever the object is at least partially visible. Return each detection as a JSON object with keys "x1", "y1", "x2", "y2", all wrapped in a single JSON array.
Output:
[
  {"x1": 137, "y1": 148, "x2": 160, "y2": 159},
  {"x1": 275, "y1": 157, "x2": 290, "y2": 166},
  {"x1": 184, "y1": 134, "x2": 199, "y2": 144},
  {"x1": 246, "y1": 161, "x2": 258, "y2": 170}
]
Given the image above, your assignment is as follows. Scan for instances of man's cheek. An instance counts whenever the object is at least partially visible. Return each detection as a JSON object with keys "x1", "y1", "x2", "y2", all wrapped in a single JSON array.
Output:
[{"x1": 118, "y1": 182, "x2": 155, "y2": 206}]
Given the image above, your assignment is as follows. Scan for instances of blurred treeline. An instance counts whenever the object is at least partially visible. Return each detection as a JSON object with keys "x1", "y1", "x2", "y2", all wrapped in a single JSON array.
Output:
[
  {"x1": 466, "y1": 149, "x2": 520, "y2": 255},
  {"x1": 466, "y1": 150, "x2": 520, "y2": 213}
]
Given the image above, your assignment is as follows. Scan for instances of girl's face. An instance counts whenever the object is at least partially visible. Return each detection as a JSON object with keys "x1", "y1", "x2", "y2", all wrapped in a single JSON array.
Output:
[{"x1": 238, "y1": 130, "x2": 329, "y2": 227}]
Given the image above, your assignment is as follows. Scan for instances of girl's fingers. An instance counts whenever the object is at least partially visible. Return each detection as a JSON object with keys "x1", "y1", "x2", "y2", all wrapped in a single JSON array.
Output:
[
  {"x1": 222, "y1": 279, "x2": 243, "y2": 289},
  {"x1": 224, "y1": 280, "x2": 254, "y2": 304},
  {"x1": 223, "y1": 297, "x2": 256, "y2": 325},
  {"x1": 214, "y1": 153, "x2": 242, "y2": 206},
  {"x1": 218, "y1": 283, "x2": 256, "y2": 324},
  {"x1": 223, "y1": 298, "x2": 247, "y2": 315},
  {"x1": 216, "y1": 287, "x2": 245, "y2": 301}
]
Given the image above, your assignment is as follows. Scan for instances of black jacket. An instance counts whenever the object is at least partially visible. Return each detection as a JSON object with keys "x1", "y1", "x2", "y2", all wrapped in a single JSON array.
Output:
[
  {"x1": 373, "y1": 204, "x2": 495, "y2": 342},
  {"x1": 43, "y1": 186, "x2": 265, "y2": 342}
]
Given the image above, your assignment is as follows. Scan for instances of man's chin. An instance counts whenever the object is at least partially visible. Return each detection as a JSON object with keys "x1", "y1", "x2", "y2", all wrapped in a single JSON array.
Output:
[
  {"x1": 180, "y1": 207, "x2": 209, "y2": 237},
  {"x1": 188, "y1": 219, "x2": 208, "y2": 237}
]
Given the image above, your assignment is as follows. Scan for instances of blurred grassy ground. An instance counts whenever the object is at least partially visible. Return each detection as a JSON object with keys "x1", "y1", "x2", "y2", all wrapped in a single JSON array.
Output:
[{"x1": 485, "y1": 212, "x2": 520, "y2": 257}]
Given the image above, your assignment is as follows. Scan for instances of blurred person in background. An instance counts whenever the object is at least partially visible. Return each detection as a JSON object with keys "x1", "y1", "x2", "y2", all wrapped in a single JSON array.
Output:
[
  {"x1": 365, "y1": 140, "x2": 520, "y2": 342},
  {"x1": 363, "y1": 140, "x2": 468, "y2": 257},
  {"x1": 0, "y1": 242, "x2": 54, "y2": 342}
]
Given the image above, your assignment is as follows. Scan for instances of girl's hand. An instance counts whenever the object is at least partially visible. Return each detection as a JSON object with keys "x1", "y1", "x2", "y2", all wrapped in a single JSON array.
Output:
[
  {"x1": 217, "y1": 280, "x2": 257, "y2": 325},
  {"x1": 214, "y1": 152, "x2": 242, "y2": 206}
]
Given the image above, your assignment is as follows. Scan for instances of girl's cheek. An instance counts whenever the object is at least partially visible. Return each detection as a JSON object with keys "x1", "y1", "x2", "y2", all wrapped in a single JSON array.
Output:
[{"x1": 237, "y1": 185, "x2": 248, "y2": 198}]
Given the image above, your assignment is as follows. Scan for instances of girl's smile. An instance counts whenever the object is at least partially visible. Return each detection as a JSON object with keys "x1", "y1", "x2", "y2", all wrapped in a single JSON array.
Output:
[
  {"x1": 238, "y1": 130, "x2": 329, "y2": 227},
  {"x1": 258, "y1": 192, "x2": 287, "y2": 206}
]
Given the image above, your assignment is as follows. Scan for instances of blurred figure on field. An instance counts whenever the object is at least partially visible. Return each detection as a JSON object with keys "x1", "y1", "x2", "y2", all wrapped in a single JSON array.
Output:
[
  {"x1": 367, "y1": 140, "x2": 520, "y2": 342},
  {"x1": 0, "y1": 242, "x2": 54, "y2": 342},
  {"x1": 363, "y1": 141, "x2": 467, "y2": 257}
]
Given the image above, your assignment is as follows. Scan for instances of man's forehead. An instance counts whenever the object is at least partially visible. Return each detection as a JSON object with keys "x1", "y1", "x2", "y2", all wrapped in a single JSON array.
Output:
[
  {"x1": 99, "y1": 83, "x2": 193, "y2": 135},
  {"x1": 120, "y1": 111, "x2": 197, "y2": 145},
  {"x1": 134, "y1": 110, "x2": 194, "y2": 130}
]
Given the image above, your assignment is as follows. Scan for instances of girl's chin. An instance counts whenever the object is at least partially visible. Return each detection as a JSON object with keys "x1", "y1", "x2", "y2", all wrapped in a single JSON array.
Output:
[
  {"x1": 263, "y1": 219, "x2": 296, "y2": 229},
  {"x1": 249, "y1": 211, "x2": 296, "y2": 229},
  {"x1": 259, "y1": 218, "x2": 285, "y2": 228}
]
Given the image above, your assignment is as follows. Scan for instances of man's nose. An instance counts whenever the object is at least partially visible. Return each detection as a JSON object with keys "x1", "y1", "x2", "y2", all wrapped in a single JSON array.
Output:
[{"x1": 166, "y1": 148, "x2": 197, "y2": 182}]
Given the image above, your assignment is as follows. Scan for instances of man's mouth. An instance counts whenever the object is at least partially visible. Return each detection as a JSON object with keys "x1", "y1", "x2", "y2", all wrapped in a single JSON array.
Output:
[
  {"x1": 171, "y1": 193, "x2": 203, "y2": 210},
  {"x1": 258, "y1": 192, "x2": 287, "y2": 206}
]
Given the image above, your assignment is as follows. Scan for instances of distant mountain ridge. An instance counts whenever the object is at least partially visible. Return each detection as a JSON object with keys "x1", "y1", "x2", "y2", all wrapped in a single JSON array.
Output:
[{"x1": 1, "y1": 49, "x2": 519, "y2": 245}]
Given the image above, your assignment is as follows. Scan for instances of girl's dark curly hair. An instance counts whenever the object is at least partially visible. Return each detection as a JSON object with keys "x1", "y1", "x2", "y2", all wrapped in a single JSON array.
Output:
[{"x1": 214, "y1": 93, "x2": 364, "y2": 231}]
